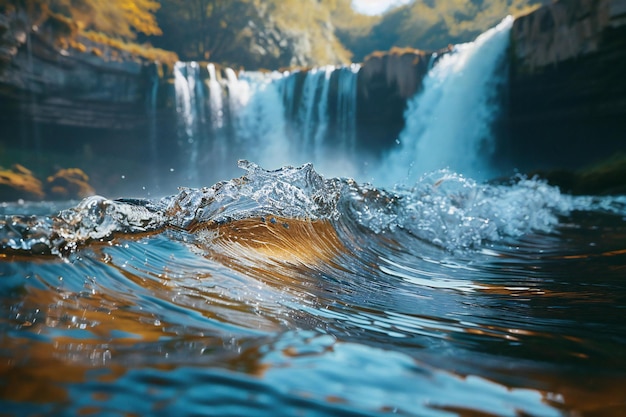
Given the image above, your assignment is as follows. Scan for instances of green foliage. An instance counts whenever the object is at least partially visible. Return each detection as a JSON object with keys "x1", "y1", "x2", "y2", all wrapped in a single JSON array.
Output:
[
  {"x1": 350, "y1": 0, "x2": 549, "y2": 59},
  {"x1": 1, "y1": 0, "x2": 162, "y2": 40},
  {"x1": 1, "y1": 0, "x2": 549, "y2": 69},
  {"x1": 153, "y1": 0, "x2": 353, "y2": 68}
]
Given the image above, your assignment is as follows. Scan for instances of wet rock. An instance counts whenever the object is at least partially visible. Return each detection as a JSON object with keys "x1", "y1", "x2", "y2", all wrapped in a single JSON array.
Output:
[
  {"x1": 506, "y1": 0, "x2": 626, "y2": 173},
  {"x1": 0, "y1": 164, "x2": 45, "y2": 201},
  {"x1": 531, "y1": 153, "x2": 626, "y2": 195},
  {"x1": 356, "y1": 47, "x2": 438, "y2": 151},
  {"x1": 45, "y1": 168, "x2": 95, "y2": 200}
]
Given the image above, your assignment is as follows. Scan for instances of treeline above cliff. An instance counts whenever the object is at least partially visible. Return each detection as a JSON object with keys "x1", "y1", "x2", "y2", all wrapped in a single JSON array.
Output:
[
  {"x1": 343, "y1": 0, "x2": 551, "y2": 61},
  {"x1": 2, "y1": 0, "x2": 548, "y2": 69}
]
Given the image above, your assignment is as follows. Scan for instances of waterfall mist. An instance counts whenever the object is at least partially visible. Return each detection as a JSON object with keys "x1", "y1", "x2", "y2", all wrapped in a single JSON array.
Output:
[
  {"x1": 171, "y1": 64, "x2": 362, "y2": 186},
  {"x1": 372, "y1": 16, "x2": 514, "y2": 186},
  {"x1": 169, "y1": 18, "x2": 512, "y2": 189}
]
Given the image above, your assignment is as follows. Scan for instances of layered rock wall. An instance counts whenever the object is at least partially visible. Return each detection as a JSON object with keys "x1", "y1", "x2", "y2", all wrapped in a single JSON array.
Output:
[
  {"x1": 506, "y1": 0, "x2": 626, "y2": 171},
  {"x1": 0, "y1": 11, "x2": 175, "y2": 196},
  {"x1": 356, "y1": 48, "x2": 434, "y2": 150},
  {"x1": 0, "y1": 24, "x2": 150, "y2": 130}
]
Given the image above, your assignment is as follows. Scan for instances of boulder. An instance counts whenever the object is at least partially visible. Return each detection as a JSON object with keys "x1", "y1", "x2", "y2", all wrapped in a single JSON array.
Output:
[
  {"x1": 0, "y1": 164, "x2": 45, "y2": 201},
  {"x1": 45, "y1": 168, "x2": 95, "y2": 200}
]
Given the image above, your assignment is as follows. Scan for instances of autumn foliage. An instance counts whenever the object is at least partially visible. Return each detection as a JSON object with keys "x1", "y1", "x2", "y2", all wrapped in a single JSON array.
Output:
[
  {"x1": 1, "y1": 0, "x2": 547, "y2": 68},
  {"x1": 0, "y1": 0, "x2": 161, "y2": 39}
]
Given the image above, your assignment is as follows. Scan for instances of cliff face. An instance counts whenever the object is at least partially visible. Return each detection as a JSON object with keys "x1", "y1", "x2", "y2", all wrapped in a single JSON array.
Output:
[
  {"x1": 506, "y1": 0, "x2": 626, "y2": 171},
  {"x1": 0, "y1": 13, "x2": 151, "y2": 130},
  {"x1": 356, "y1": 48, "x2": 434, "y2": 151}
]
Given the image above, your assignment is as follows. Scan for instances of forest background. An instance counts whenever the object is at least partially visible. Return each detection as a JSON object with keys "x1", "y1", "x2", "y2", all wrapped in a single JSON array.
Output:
[{"x1": 0, "y1": 0, "x2": 545, "y2": 69}]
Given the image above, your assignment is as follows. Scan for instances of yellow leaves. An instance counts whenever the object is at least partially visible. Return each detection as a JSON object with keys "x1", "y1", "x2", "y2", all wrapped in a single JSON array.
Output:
[
  {"x1": 118, "y1": 0, "x2": 162, "y2": 36},
  {"x1": 45, "y1": 0, "x2": 162, "y2": 40},
  {"x1": 264, "y1": 0, "x2": 352, "y2": 65},
  {"x1": 379, "y1": 0, "x2": 545, "y2": 50}
]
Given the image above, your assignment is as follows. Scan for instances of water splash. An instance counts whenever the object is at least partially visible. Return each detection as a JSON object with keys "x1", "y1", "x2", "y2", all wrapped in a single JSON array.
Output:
[
  {"x1": 374, "y1": 16, "x2": 514, "y2": 186},
  {"x1": 4, "y1": 161, "x2": 623, "y2": 256}
]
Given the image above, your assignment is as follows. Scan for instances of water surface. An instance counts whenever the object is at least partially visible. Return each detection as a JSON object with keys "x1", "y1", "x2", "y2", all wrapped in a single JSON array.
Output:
[{"x1": 1, "y1": 162, "x2": 625, "y2": 416}]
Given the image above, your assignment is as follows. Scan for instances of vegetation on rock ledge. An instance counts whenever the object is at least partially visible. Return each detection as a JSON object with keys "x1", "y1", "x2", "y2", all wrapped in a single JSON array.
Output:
[{"x1": 2, "y1": 0, "x2": 548, "y2": 69}]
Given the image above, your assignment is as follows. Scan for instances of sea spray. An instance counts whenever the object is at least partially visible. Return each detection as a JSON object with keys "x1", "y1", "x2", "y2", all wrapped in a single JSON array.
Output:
[{"x1": 373, "y1": 16, "x2": 514, "y2": 186}]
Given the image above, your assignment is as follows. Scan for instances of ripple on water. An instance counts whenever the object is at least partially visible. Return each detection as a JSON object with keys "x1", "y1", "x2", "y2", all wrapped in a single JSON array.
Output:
[{"x1": 1, "y1": 163, "x2": 626, "y2": 416}]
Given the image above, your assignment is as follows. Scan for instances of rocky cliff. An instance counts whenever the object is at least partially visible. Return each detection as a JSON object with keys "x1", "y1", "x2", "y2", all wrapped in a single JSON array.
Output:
[
  {"x1": 356, "y1": 47, "x2": 435, "y2": 151},
  {"x1": 506, "y1": 0, "x2": 626, "y2": 172},
  {"x1": 0, "y1": 11, "x2": 155, "y2": 126},
  {"x1": 0, "y1": 11, "x2": 174, "y2": 196}
]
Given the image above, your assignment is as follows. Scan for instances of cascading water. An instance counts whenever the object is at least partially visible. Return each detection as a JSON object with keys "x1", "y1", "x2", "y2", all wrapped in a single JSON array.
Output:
[
  {"x1": 297, "y1": 66, "x2": 334, "y2": 158},
  {"x1": 5, "y1": 19, "x2": 626, "y2": 417},
  {"x1": 207, "y1": 63, "x2": 224, "y2": 130},
  {"x1": 173, "y1": 61, "x2": 206, "y2": 184},
  {"x1": 171, "y1": 15, "x2": 511, "y2": 186},
  {"x1": 334, "y1": 64, "x2": 360, "y2": 154},
  {"x1": 171, "y1": 64, "x2": 362, "y2": 181},
  {"x1": 170, "y1": 19, "x2": 511, "y2": 186},
  {"x1": 231, "y1": 71, "x2": 291, "y2": 169},
  {"x1": 373, "y1": 16, "x2": 514, "y2": 186}
]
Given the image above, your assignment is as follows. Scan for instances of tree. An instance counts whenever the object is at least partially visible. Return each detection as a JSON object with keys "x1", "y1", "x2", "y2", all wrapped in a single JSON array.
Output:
[
  {"x1": 1, "y1": 0, "x2": 162, "y2": 40},
  {"x1": 155, "y1": 0, "x2": 257, "y2": 61},
  {"x1": 153, "y1": 0, "x2": 352, "y2": 68},
  {"x1": 51, "y1": 0, "x2": 162, "y2": 39}
]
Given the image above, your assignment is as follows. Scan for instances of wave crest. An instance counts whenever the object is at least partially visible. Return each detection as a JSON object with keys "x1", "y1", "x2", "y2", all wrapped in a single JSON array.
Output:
[{"x1": 1, "y1": 163, "x2": 623, "y2": 255}]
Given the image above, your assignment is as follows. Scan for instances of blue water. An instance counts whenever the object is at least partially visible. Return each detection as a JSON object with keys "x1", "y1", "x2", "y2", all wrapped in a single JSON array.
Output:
[
  {"x1": 2, "y1": 16, "x2": 626, "y2": 417},
  {"x1": 1, "y1": 161, "x2": 626, "y2": 416}
]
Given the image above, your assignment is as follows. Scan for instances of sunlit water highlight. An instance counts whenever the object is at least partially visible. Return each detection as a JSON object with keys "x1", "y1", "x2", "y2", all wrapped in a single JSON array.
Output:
[
  {"x1": 1, "y1": 161, "x2": 626, "y2": 416},
  {"x1": 2, "y1": 17, "x2": 626, "y2": 417}
]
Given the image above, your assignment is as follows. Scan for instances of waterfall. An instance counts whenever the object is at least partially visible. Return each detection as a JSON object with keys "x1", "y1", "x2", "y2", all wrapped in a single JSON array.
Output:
[
  {"x1": 233, "y1": 71, "x2": 291, "y2": 169},
  {"x1": 171, "y1": 64, "x2": 361, "y2": 180},
  {"x1": 170, "y1": 14, "x2": 510, "y2": 188},
  {"x1": 335, "y1": 64, "x2": 360, "y2": 154},
  {"x1": 207, "y1": 63, "x2": 224, "y2": 129},
  {"x1": 173, "y1": 61, "x2": 206, "y2": 184},
  {"x1": 295, "y1": 66, "x2": 334, "y2": 158},
  {"x1": 373, "y1": 16, "x2": 514, "y2": 186},
  {"x1": 147, "y1": 66, "x2": 159, "y2": 191}
]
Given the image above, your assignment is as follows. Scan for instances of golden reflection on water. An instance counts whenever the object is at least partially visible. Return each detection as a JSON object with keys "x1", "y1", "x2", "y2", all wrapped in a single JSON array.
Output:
[
  {"x1": 190, "y1": 217, "x2": 349, "y2": 292},
  {"x1": 1, "y1": 217, "x2": 625, "y2": 415},
  {"x1": 192, "y1": 217, "x2": 346, "y2": 265}
]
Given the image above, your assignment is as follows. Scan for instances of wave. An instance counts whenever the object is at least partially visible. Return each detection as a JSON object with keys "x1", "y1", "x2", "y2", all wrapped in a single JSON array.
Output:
[
  {"x1": 2, "y1": 161, "x2": 624, "y2": 257},
  {"x1": 2, "y1": 162, "x2": 626, "y2": 416}
]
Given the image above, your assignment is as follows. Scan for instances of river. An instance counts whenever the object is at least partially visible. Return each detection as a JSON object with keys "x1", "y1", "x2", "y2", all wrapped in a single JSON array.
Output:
[{"x1": 1, "y1": 17, "x2": 625, "y2": 417}]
